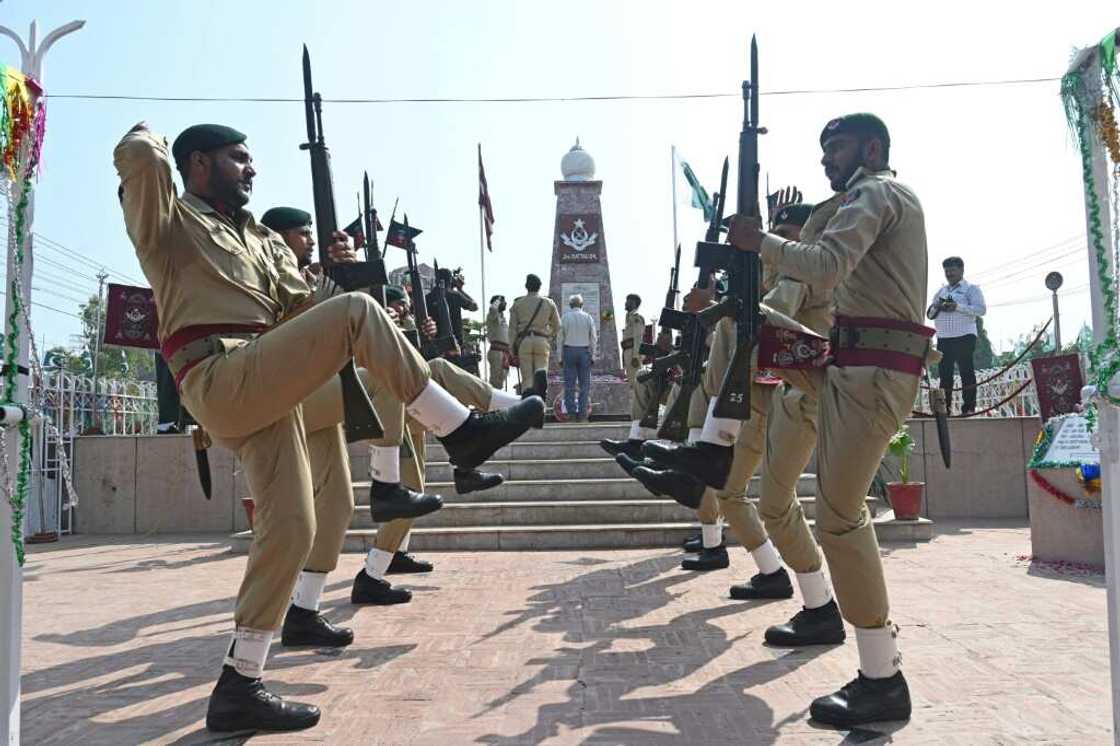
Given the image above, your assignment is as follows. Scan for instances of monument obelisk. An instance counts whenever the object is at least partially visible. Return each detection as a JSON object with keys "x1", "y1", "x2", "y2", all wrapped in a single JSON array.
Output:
[{"x1": 546, "y1": 139, "x2": 629, "y2": 415}]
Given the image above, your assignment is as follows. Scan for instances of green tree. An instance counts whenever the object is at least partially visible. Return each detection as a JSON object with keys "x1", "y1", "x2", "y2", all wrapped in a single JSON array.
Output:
[
  {"x1": 974, "y1": 318, "x2": 995, "y2": 369},
  {"x1": 78, "y1": 295, "x2": 156, "y2": 381}
]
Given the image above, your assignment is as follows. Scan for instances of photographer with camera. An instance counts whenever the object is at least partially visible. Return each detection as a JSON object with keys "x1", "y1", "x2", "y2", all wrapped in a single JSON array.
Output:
[{"x1": 927, "y1": 256, "x2": 986, "y2": 414}]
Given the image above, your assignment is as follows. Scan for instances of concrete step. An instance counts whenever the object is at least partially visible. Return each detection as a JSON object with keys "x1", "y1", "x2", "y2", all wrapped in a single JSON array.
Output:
[
  {"x1": 425, "y1": 440, "x2": 608, "y2": 462},
  {"x1": 353, "y1": 473, "x2": 819, "y2": 502},
  {"x1": 349, "y1": 495, "x2": 879, "y2": 529},
  {"x1": 228, "y1": 513, "x2": 930, "y2": 553},
  {"x1": 425, "y1": 458, "x2": 635, "y2": 482},
  {"x1": 506, "y1": 422, "x2": 630, "y2": 443}
]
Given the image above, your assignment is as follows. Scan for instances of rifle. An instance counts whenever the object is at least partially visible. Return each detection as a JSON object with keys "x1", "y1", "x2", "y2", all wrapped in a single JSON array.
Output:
[
  {"x1": 362, "y1": 172, "x2": 388, "y2": 307},
  {"x1": 692, "y1": 35, "x2": 764, "y2": 421},
  {"x1": 635, "y1": 158, "x2": 731, "y2": 439},
  {"x1": 635, "y1": 244, "x2": 683, "y2": 433},
  {"x1": 300, "y1": 45, "x2": 384, "y2": 442},
  {"x1": 401, "y1": 216, "x2": 457, "y2": 360},
  {"x1": 427, "y1": 260, "x2": 461, "y2": 360}
]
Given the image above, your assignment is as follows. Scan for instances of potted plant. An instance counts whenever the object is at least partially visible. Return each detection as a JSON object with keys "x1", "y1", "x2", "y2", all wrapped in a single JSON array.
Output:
[{"x1": 885, "y1": 425, "x2": 924, "y2": 520}]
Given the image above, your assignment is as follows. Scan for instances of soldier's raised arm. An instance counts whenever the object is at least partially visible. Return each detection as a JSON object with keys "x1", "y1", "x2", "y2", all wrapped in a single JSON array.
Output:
[{"x1": 113, "y1": 122, "x2": 177, "y2": 257}]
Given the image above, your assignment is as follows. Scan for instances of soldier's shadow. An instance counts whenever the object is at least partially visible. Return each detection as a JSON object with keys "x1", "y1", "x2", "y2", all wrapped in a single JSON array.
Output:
[{"x1": 472, "y1": 553, "x2": 835, "y2": 745}]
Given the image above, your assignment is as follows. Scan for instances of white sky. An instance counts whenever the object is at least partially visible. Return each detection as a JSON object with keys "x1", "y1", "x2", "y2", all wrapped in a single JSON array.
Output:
[{"x1": 2, "y1": 0, "x2": 1118, "y2": 354}]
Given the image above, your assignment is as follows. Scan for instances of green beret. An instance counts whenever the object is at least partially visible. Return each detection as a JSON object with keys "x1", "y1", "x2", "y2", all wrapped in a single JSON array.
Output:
[
  {"x1": 772, "y1": 203, "x2": 815, "y2": 228},
  {"x1": 385, "y1": 285, "x2": 407, "y2": 304},
  {"x1": 819, "y1": 113, "x2": 890, "y2": 149},
  {"x1": 260, "y1": 207, "x2": 312, "y2": 232},
  {"x1": 171, "y1": 123, "x2": 247, "y2": 164}
]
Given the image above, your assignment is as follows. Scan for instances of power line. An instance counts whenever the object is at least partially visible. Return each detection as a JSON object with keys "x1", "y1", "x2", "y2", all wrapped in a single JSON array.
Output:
[
  {"x1": 41, "y1": 75, "x2": 1061, "y2": 106},
  {"x1": 988, "y1": 282, "x2": 1090, "y2": 308},
  {"x1": 0, "y1": 217, "x2": 147, "y2": 286},
  {"x1": 968, "y1": 235, "x2": 1085, "y2": 283},
  {"x1": 0, "y1": 289, "x2": 81, "y2": 319}
]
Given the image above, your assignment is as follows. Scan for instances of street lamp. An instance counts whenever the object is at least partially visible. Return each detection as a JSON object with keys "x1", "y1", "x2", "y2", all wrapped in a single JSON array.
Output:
[{"x1": 1045, "y1": 271, "x2": 1063, "y2": 351}]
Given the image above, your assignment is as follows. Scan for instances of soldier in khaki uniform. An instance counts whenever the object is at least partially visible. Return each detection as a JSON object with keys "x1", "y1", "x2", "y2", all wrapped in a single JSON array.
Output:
[
  {"x1": 508, "y1": 273, "x2": 561, "y2": 397},
  {"x1": 115, "y1": 122, "x2": 544, "y2": 734},
  {"x1": 486, "y1": 295, "x2": 510, "y2": 389},
  {"x1": 648, "y1": 114, "x2": 927, "y2": 726}
]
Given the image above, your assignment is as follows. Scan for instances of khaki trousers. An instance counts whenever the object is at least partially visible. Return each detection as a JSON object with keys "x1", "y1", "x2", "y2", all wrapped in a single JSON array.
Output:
[
  {"x1": 180, "y1": 293, "x2": 430, "y2": 631},
  {"x1": 488, "y1": 349, "x2": 508, "y2": 389},
  {"x1": 757, "y1": 380, "x2": 824, "y2": 575},
  {"x1": 708, "y1": 383, "x2": 773, "y2": 550},
  {"x1": 814, "y1": 365, "x2": 916, "y2": 629},
  {"x1": 516, "y1": 336, "x2": 551, "y2": 385},
  {"x1": 373, "y1": 357, "x2": 494, "y2": 553}
]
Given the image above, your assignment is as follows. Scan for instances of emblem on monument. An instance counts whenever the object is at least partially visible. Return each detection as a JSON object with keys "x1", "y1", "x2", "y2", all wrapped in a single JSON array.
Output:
[{"x1": 560, "y1": 218, "x2": 598, "y2": 252}]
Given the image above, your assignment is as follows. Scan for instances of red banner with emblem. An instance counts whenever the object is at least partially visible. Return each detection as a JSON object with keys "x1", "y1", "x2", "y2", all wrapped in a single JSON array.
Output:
[
  {"x1": 103, "y1": 283, "x2": 160, "y2": 350},
  {"x1": 1030, "y1": 353, "x2": 1083, "y2": 422}
]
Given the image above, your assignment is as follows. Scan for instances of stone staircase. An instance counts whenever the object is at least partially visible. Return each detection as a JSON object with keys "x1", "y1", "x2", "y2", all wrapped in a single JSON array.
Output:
[{"x1": 229, "y1": 422, "x2": 932, "y2": 553}]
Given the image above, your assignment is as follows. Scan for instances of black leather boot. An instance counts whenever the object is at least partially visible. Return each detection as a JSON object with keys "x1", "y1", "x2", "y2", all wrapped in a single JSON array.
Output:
[
  {"x1": 533, "y1": 370, "x2": 548, "y2": 402},
  {"x1": 600, "y1": 438, "x2": 645, "y2": 459},
  {"x1": 682, "y1": 533, "x2": 703, "y2": 553},
  {"x1": 765, "y1": 599, "x2": 846, "y2": 646},
  {"x1": 632, "y1": 465, "x2": 706, "y2": 509},
  {"x1": 454, "y1": 468, "x2": 504, "y2": 494},
  {"x1": 438, "y1": 397, "x2": 544, "y2": 470},
  {"x1": 369, "y1": 480, "x2": 443, "y2": 523},
  {"x1": 280, "y1": 604, "x2": 354, "y2": 648},
  {"x1": 614, "y1": 453, "x2": 648, "y2": 478},
  {"x1": 205, "y1": 665, "x2": 320, "y2": 734},
  {"x1": 729, "y1": 568, "x2": 794, "y2": 600},
  {"x1": 680, "y1": 545, "x2": 729, "y2": 571},
  {"x1": 387, "y1": 551, "x2": 434, "y2": 574},
  {"x1": 350, "y1": 570, "x2": 412, "y2": 605},
  {"x1": 641, "y1": 440, "x2": 733, "y2": 490},
  {"x1": 809, "y1": 671, "x2": 912, "y2": 726}
]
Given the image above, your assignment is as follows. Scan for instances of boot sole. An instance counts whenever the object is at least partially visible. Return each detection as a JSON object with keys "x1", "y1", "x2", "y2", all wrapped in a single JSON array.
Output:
[
  {"x1": 370, "y1": 501, "x2": 442, "y2": 523},
  {"x1": 729, "y1": 588, "x2": 795, "y2": 600},
  {"x1": 280, "y1": 635, "x2": 354, "y2": 648},
  {"x1": 680, "y1": 562, "x2": 730, "y2": 572},
  {"x1": 206, "y1": 712, "x2": 321, "y2": 734},
  {"x1": 351, "y1": 595, "x2": 411, "y2": 605},
  {"x1": 764, "y1": 631, "x2": 847, "y2": 647},
  {"x1": 809, "y1": 706, "x2": 911, "y2": 728}
]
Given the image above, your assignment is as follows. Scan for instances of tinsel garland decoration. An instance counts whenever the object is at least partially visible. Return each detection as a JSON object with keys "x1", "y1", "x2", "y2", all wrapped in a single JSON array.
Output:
[
  {"x1": 1094, "y1": 99, "x2": 1120, "y2": 165},
  {"x1": 0, "y1": 66, "x2": 43, "y2": 180},
  {"x1": 1028, "y1": 469, "x2": 1103, "y2": 511}
]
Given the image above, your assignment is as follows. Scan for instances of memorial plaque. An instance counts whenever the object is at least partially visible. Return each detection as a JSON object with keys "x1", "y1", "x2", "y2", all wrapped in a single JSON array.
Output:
[
  {"x1": 560, "y1": 282, "x2": 600, "y2": 322},
  {"x1": 1041, "y1": 414, "x2": 1099, "y2": 465},
  {"x1": 556, "y1": 214, "x2": 602, "y2": 264}
]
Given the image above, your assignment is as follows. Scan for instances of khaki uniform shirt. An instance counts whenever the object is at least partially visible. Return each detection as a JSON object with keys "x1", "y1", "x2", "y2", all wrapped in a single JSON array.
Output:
[
  {"x1": 621, "y1": 311, "x2": 645, "y2": 366},
  {"x1": 760, "y1": 168, "x2": 927, "y2": 326},
  {"x1": 508, "y1": 292, "x2": 561, "y2": 342},
  {"x1": 763, "y1": 193, "x2": 844, "y2": 336},
  {"x1": 113, "y1": 129, "x2": 309, "y2": 341},
  {"x1": 486, "y1": 305, "x2": 509, "y2": 345}
]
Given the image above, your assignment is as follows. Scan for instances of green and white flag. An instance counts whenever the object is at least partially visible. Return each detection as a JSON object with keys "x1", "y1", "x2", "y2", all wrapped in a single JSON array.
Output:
[{"x1": 679, "y1": 159, "x2": 713, "y2": 222}]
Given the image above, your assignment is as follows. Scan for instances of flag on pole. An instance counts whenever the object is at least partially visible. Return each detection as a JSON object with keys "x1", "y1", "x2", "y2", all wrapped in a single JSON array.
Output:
[
  {"x1": 478, "y1": 144, "x2": 495, "y2": 251},
  {"x1": 386, "y1": 219, "x2": 422, "y2": 248},
  {"x1": 342, "y1": 209, "x2": 383, "y2": 249},
  {"x1": 679, "y1": 159, "x2": 713, "y2": 222}
]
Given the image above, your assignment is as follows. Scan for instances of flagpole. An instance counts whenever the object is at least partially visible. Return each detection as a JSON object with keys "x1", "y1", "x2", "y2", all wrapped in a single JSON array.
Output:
[
  {"x1": 479, "y1": 202, "x2": 488, "y2": 384},
  {"x1": 670, "y1": 145, "x2": 679, "y2": 254}
]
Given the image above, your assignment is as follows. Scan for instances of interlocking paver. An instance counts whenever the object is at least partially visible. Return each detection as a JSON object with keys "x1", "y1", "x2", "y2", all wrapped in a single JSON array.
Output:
[{"x1": 17, "y1": 521, "x2": 1114, "y2": 745}]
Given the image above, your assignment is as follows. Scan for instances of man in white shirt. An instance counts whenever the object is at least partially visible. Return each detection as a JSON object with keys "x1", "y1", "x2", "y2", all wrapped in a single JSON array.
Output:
[
  {"x1": 927, "y1": 256, "x2": 986, "y2": 414},
  {"x1": 558, "y1": 294, "x2": 598, "y2": 421}
]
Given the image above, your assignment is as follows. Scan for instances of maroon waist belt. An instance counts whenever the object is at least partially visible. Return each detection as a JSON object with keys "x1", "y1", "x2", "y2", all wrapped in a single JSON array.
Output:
[
  {"x1": 829, "y1": 315, "x2": 934, "y2": 376},
  {"x1": 162, "y1": 323, "x2": 269, "y2": 387}
]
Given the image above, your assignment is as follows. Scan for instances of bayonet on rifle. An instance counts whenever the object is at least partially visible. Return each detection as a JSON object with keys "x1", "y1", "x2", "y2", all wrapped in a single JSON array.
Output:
[{"x1": 300, "y1": 44, "x2": 384, "y2": 442}]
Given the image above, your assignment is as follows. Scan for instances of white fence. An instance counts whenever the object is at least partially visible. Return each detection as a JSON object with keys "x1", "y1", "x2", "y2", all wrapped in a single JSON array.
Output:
[
  {"x1": 920, "y1": 362, "x2": 1039, "y2": 418},
  {"x1": 23, "y1": 371, "x2": 157, "y2": 537}
]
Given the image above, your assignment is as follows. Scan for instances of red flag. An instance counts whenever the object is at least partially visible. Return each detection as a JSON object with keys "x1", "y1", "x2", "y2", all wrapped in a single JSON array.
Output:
[{"x1": 478, "y1": 144, "x2": 495, "y2": 251}]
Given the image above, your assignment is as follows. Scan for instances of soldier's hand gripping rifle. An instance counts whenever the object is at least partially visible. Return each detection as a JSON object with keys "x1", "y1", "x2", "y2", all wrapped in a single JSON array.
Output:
[
  {"x1": 300, "y1": 45, "x2": 385, "y2": 441},
  {"x1": 639, "y1": 158, "x2": 730, "y2": 440},
  {"x1": 691, "y1": 35, "x2": 764, "y2": 421}
]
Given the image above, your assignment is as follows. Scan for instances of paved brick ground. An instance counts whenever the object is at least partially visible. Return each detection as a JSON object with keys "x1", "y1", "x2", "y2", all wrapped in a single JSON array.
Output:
[{"x1": 18, "y1": 521, "x2": 1113, "y2": 745}]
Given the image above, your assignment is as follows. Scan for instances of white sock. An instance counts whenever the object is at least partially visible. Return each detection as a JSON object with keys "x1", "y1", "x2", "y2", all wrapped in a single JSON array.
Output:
[
  {"x1": 749, "y1": 539, "x2": 783, "y2": 575},
  {"x1": 488, "y1": 389, "x2": 521, "y2": 411},
  {"x1": 364, "y1": 548, "x2": 394, "y2": 580},
  {"x1": 699, "y1": 397, "x2": 739, "y2": 447},
  {"x1": 370, "y1": 445, "x2": 401, "y2": 484},
  {"x1": 291, "y1": 570, "x2": 327, "y2": 612},
  {"x1": 795, "y1": 569, "x2": 833, "y2": 610},
  {"x1": 628, "y1": 420, "x2": 642, "y2": 440},
  {"x1": 687, "y1": 427, "x2": 702, "y2": 444},
  {"x1": 855, "y1": 624, "x2": 901, "y2": 679},
  {"x1": 399, "y1": 533, "x2": 411, "y2": 553},
  {"x1": 223, "y1": 627, "x2": 273, "y2": 679},
  {"x1": 406, "y1": 381, "x2": 470, "y2": 437},
  {"x1": 701, "y1": 523, "x2": 722, "y2": 549}
]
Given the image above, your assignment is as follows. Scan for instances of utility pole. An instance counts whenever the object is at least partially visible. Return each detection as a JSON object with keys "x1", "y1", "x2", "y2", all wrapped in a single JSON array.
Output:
[
  {"x1": 90, "y1": 270, "x2": 108, "y2": 432},
  {"x1": 0, "y1": 18, "x2": 84, "y2": 746}
]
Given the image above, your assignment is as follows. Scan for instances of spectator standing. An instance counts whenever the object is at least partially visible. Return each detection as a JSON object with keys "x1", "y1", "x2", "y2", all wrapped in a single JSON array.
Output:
[
  {"x1": 928, "y1": 256, "x2": 986, "y2": 414},
  {"x1": 558, "y1": 294, "x2": 598, "y2": 421}
]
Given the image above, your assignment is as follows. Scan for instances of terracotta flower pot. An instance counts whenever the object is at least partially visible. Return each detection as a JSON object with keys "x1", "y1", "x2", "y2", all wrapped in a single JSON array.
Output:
[
  {"x1": 241, "y1": 497, "x2": 256, "y2": 531},
  {"x1": 886, "y1": 481, "x2": 924, "y2": 520}
]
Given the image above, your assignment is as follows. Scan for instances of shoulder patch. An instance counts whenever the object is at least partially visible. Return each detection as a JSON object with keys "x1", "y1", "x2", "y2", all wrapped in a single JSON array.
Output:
[{"x1": 840, "y1": 188, "x2": 862, "y2": 206}]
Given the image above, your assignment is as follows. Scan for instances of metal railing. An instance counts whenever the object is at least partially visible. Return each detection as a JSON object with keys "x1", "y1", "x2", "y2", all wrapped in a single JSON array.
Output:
[
  {"x1": 23, "y1": 370, "x2": 157, "y2": 536},
  {"x1": 921, "y1": 363, "x2": 1040, "y2": 417}
]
